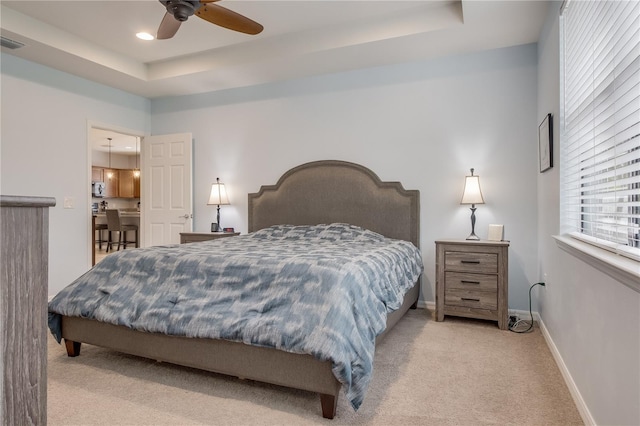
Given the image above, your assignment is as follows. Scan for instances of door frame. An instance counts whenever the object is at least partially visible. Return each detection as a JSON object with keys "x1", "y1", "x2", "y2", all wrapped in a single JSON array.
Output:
[{"x1": 86, "y1": 120, "x2": 145, "y2": 269}]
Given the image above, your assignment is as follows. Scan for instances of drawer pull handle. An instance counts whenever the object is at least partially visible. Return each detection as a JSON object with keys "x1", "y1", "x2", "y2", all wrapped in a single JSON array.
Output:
[
  {"x1": 461, "y1": 280, "x2": 481, "y2": 285},
  {"x1": 461, "y1": 297, "x2": 480, "y2": 302},
  {"x1": 460, "y1": 260, "x2": 480, "y2": 264}
]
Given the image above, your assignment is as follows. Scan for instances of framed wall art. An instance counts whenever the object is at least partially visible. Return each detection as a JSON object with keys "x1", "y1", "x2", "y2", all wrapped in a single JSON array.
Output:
[{"x1": 539, "y1": 113, "x2": 553, "y2": 173}]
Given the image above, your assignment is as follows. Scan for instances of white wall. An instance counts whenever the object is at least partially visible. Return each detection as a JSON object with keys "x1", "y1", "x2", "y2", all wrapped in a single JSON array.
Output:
[
  {"x1": 536, "y1": 3, "x2": 640, "y2": 425},
  {"x1": 92, "y1": 151, "x2": 139, "y2": 170},
  {"x1": 0, "y1": 54, "x2": 151, "y2": 295},
  {"x1": 151, "y1": 43, "x2": 540, "y2": 310}
]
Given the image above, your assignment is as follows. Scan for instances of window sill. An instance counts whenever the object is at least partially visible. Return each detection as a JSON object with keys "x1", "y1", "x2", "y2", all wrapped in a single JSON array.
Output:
[{"x1": 553, "y1": 235, "x2": 640, "y2": 294}]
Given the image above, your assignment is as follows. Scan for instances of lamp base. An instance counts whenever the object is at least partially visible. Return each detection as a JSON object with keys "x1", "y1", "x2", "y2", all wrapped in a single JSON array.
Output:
[{"x1": 466, "y1": 205, "x2": 480, "y2": 241}]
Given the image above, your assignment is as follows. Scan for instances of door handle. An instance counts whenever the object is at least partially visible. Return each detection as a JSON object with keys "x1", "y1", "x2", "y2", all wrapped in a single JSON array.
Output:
[{"x1": 179, "y1": 214, "x2": 192, "y2": 219}]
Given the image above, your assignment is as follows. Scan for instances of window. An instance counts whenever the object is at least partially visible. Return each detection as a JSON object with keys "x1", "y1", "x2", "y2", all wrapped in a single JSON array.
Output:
[{"x1": 560, "y1": 0, "x2": 640, "y2": 262}]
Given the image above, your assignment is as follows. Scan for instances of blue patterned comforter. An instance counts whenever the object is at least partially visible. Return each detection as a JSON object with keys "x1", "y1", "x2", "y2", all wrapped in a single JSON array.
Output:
[{"x1": 48, "y1": 223, "x2": 423, "y2": 409}]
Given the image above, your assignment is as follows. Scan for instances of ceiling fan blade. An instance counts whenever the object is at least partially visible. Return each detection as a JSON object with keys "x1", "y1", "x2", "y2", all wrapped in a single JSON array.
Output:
[
  {"x1": 195, "y1": 3, "x2": 263, "y2": 35},
  {"x1": 157, "y1": 12, "x2": 182, "y2": 40}
]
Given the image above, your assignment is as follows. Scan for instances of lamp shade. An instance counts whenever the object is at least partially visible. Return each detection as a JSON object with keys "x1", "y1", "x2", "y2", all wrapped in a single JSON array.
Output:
[
  {"x1": 207, "y1": 178, "x2": 230, "y2": 206},
  {"x1": 460, "y1": 169, "x2": 484, "y2": 205}
]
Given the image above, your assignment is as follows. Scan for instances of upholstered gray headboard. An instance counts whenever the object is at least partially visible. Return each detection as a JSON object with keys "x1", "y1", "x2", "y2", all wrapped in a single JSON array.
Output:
[{"x1": 248, "y1": 160, "x2": 420, "y2": 248}]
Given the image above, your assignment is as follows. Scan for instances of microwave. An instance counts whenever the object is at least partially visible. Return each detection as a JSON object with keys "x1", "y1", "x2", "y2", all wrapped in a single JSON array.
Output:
[{"x1": 92, "y1": 181, "x2": 106, "y2": 197}]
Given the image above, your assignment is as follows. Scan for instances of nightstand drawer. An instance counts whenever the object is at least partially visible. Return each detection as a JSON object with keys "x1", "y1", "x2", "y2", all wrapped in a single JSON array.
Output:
[
  {"x1": 445, "y1": 288, "x2": 497, "y2": 310},
  {"x1": 445, "y1": 251, "x2": 497, "y2": 274},
  {"x1": 445, "y1": 272, "x2": 497, "y2": 292}
]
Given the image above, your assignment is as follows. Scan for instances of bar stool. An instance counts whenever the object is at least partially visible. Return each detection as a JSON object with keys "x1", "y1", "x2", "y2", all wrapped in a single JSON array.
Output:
[
  {"x1": 105, "y1": 209, "x2": 138, "y2": 252},
  {"x1": 95, "y1": 223, "x2": 108, "y2": 249}
]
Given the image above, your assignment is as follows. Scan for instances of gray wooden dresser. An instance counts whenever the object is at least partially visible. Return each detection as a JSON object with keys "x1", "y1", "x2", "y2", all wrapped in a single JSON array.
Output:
[
  {"x1": 435, "y1": 239, "x2": 509, "y2": 330},
  {"x1": 1, "y1": 195, "x2": 56, "y2": 425}
]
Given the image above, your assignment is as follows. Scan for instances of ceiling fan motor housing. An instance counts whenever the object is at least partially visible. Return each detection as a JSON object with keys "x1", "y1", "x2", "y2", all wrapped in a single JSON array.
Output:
[{"x1": 161, "y1": 0, "x2": 201, "y2": 21}]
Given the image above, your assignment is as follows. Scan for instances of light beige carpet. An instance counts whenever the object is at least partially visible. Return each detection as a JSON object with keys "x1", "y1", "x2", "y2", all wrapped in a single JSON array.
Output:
[{"x1": 47, "y1": 309, "x2": 583, "y2": 425}]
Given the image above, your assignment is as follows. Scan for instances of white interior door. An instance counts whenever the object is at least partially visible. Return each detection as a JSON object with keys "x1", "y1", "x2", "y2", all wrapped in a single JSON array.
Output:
[{"x1": 141, "y1": 133, "x2": 193, "y2": 247}]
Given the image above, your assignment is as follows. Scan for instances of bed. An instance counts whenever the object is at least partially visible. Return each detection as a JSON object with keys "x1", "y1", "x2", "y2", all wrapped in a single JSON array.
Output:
[{"x1": 48, "y1": 160, "x2": 422, "y2": 419}]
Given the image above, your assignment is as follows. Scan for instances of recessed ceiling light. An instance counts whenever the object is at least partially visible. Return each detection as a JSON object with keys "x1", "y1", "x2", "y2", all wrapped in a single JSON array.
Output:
[{"x1": 136, "y1": 32, "x2": 154, "y2": 41}]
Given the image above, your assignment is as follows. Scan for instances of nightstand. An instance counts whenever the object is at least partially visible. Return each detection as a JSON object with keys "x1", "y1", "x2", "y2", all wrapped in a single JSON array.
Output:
[
  {"x1": 179, "y1": 232, "x2": 240, "y2": 244},
  {"x1": 435, "y1": 239, "x2": 509, "y2": 330}
]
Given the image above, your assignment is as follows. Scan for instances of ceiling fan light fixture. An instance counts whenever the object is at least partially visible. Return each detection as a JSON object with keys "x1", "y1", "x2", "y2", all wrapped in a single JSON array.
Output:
[
  {"x1": 162, "y1": 0, "x2": 199, "y2": 21},
  {"x1": 156, "y1": 0, "x2": 263, "y2": 39},
  {"x1": 136, "y1": 32, "x2": 154, "y2": 41}
]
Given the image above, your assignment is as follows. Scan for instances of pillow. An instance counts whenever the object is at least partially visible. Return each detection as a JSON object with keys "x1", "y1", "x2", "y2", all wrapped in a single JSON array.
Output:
[
  {"x1": 316, "y1": 223, "x2": 385, "y2": 242},
  {"x1": 249, "y1": 223, "x2": 385, "y2": 242}
]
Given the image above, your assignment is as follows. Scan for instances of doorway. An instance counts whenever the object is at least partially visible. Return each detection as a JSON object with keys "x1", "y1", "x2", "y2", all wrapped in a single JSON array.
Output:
[{"x1": 88, "y1": 124, "x2": 143, "y2": 267}]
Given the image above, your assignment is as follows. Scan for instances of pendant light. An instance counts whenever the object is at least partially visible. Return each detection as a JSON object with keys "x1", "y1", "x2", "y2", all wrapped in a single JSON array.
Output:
[
  {"x1": 106, "y1": 138, "x2": 114, "y2": 180},
  {"x1": 133, "y1": 137, "x2": 140, "y2": 178}
]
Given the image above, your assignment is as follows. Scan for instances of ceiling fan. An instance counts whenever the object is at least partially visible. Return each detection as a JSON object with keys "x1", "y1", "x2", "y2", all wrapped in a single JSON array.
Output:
[{"x1": 157, "y1": 0, "x2": 263, "y2": 40}]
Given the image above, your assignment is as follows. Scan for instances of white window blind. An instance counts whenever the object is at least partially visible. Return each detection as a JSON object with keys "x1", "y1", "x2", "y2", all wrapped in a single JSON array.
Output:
[{"x1": 560, "y1": 0, "x2": 640, "y2": 262}]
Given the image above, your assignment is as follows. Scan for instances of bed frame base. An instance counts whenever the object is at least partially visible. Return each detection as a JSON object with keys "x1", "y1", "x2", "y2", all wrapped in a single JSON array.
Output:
[
  {"x1": 60, "y1": 316, "x2": 342, "y2": 419},
  {"x1": 320, "y1": 394, "x2": 338, "y2": 419},
  {"x1": 64, "y1": 339, "x2": 81, "y2": 357},
  {"x1": 59, "y1": 282, "x2": 418, "y2": 419},
  {"x1": 56, "y1": 161, "x2": 422, "y2": 419},
  {"x1": 62, "y1": 335, "x2": 340, "y2": 419}
]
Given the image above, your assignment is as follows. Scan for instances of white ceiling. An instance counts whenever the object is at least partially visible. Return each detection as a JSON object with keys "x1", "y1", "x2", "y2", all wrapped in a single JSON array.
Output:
[
  {"x1": 91, "y1": 128, "x2": 140, "y2": 155},
  {"x1": 1, "y1": 1, "x2": 548, "y2": 100}
]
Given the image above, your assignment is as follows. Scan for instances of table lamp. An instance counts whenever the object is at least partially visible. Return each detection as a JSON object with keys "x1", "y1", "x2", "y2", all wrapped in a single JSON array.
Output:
[
  {"x1": 460, "y1": 168, "x2": 485, "y2": 240},
  {"x1": 207, "y1": 177, "x2": 230, "y2": 232}
]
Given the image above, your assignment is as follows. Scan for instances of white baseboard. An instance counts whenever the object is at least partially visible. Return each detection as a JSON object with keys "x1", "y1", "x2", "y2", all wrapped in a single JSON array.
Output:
[
  {"x1": 417, "y1": 300, "x2": 434, "y2": 311},
  {"x1": 537, "y1": 315, "x2": 596, "y2": 426}
]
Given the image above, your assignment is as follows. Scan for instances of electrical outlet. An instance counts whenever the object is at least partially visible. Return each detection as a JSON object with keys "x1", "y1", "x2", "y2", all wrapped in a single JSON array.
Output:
[{"x1": 63, "y1": 197, "x2": 74, "y2": 209}]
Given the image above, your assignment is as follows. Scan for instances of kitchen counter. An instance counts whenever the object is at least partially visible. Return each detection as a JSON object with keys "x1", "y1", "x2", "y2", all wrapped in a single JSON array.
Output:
[{"x1": 93, "y1": 211, "x2": 139, "y2": 217}]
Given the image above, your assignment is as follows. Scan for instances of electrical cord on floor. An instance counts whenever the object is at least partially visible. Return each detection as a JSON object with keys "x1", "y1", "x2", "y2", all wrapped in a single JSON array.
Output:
[{"x1": 509, "y1": 282, "x2": 546, "y2": 333}]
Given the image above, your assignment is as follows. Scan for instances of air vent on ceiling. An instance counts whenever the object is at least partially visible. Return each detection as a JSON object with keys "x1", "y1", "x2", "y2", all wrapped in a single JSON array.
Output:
[{"x1": 1, "y1": 36, "x2": 26, "y2": 50}]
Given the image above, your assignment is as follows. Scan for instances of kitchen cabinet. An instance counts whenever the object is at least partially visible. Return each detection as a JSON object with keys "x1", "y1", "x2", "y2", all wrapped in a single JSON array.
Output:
[
  {"x1": 117, "y1": 170, "x2": 140, "y2": 199},
  {"x1": 91, "y1": 168, "x2": 139, "y2": 199},
  {"x1": 91, "y1": 167, "x2": 103, "y2": 182},
  {"x1": 118, "y1": 170, "x2": 135, "y2": 198},
  {"x1": 103, "y1": 169, "x2": 119, "y2": 197}
]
